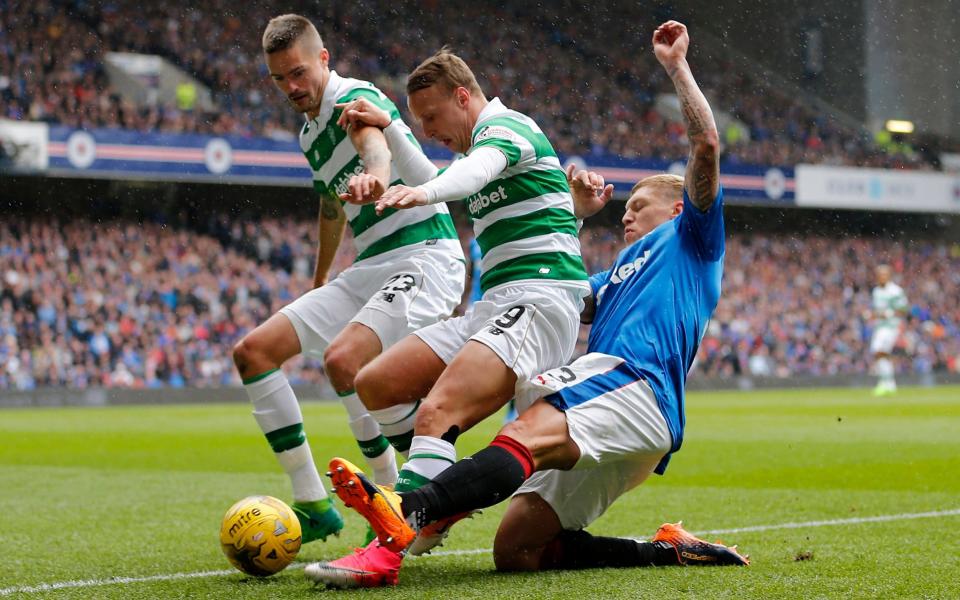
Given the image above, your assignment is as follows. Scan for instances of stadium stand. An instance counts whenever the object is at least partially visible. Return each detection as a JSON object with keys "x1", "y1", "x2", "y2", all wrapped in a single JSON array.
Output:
[
  {"x1": 0, "y1": 215, "x2": 332, "y2": 389},
  {"x1": 2, "y1": 2, "x2": 957, "y2": 392},
  {"x1": 0, "y1": 0, "x2": 942, "y2": 168},
  {"x1": 2, "y1": 214, "x2": 957, "y2": 390}
]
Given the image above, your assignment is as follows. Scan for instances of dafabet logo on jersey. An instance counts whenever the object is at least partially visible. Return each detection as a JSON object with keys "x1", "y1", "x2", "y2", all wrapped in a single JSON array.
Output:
[{"x1": 467, "y1": 185, "x2": 509, "y2": 216}]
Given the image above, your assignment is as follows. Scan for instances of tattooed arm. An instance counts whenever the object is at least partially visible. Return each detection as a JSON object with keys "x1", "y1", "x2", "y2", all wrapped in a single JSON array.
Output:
[
  {"x1": 311, "y1": 115, "x2": 392, "y2": 285},
  {"x1": 313, "y1": 193, "x2": 346, "y2": 288},
  {"x1": 339, "y1": 124, "x2": 394, "y2": 204},
  {"x1": 653, "y1": 21, "x2": 720, "y2": 211}
]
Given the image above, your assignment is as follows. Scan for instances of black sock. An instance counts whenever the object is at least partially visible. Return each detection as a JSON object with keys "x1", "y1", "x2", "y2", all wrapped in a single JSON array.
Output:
[
  {"x1": 540, "y1": 529, "x2": 679, "y2": 569},
  {"x1": 399, "y1": 444, "x2": 529, "y2": 523}
]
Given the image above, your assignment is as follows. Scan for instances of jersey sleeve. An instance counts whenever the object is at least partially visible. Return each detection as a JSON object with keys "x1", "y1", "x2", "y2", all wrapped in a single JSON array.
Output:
[
  {"x1": 678, "y1": 186, "x2": 725, "y2": 262},
  {"x1": 420, "y1": 147, "x2": 507, "y2": 204},
  {"x1": 589, "y1": 270, "x2": 610, "y2": 294},
  {"x1": 469, "y1": 123, "x2": 528, "y2": 167},
  {"x1": 383, "y1": 120, "x2": 437, "y2": 186},
  {"x1": 336, "y1": 87, "x2": 401, "y2": 121},
  {"x1": 589, "y1": 269, "x2": 611, "y2": 304}
]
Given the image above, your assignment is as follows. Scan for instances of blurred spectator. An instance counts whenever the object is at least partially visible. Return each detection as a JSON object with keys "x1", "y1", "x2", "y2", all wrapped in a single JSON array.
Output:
[
  {"x1": 1, "y1": 214, "x2": 958, "y2": 390},
  {"x1": 0, "y1": 215, "x2": 346, "y2": 389},
  {"x1": 0, "y1": 0, "x2": 948, "y2": 169}
]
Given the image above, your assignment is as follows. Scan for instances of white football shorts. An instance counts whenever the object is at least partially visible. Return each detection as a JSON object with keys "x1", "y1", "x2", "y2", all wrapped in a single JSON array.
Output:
[
  {"x1": 279, "y1": 250, "x2": 465, "y2": 359},
  {"x1": 870, "y1": 326, "x2": 899, "y2": 355},
  {"x1": 514, "y1": 352, "x2": 672, "y2": 530},
  {"x1": 413, "y1": 282, "x2": 584, "y2": 381}
]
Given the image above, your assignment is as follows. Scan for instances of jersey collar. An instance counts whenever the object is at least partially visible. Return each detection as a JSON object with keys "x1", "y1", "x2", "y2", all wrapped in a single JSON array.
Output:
[
  {"x1": 476, "y1": 97, "x2": 507, "y2": 123},
  {"x1": 471, "y1": 97, "x2": 508, "y2": 140}
]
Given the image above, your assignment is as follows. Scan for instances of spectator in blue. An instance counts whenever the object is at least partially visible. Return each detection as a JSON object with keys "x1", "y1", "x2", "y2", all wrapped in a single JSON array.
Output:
[{"x1": 467, "y1": 237, "x2": 483, "y2": 306}]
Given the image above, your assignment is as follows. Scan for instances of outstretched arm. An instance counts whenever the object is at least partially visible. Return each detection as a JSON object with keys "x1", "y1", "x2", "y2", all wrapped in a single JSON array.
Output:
[
  {"x1": 373, "y1": 147, "x2": 507, "y2": 214},
  {"x1": 337, "y1": 98, "x2": 439, "y2": 200},
  {"x1": 653, "y1": 21, "x2": 720, "y2": 211},
  {"x1": 342, "y1": 124, "x2": 392, "y2": 204}
]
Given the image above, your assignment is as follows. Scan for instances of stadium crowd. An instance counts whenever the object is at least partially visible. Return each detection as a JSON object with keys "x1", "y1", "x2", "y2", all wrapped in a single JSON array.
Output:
[
  {"x1": 0, "y1": 216, "x2": 331, "y2": 389},
  {"x1": 0, "y1": 0, "x2": 936, "y2": 169},
  {"x1": 2, "y1": 215, "x2": 958, "y2": 390}
]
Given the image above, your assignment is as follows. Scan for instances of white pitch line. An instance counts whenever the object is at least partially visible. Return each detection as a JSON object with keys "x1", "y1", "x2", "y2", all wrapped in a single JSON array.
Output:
[
  {"x1": 3, "y1": 508, "x2": 958, "y2": 596},
  {"x1": 693, "y1": 508, "x2": 960, "y2": 536},
  {"x1": 0, "y1": 568, "x2": 246, "y2": 596}
]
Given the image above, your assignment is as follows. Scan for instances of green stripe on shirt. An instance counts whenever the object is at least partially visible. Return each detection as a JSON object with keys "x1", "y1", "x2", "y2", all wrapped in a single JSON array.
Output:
[
  {"x1": 479, "y1": 250, "x2": 588, "y2": 292},
  {"x1": 355, "y1": 214, "x2": 459, "y2": 262},
  {"x1": 473, "y1": 115, "x2": 556, "y2": 160},
  {"x1": 476, "y1": 207, "x2": 579, "y2": 255},
  {"x1": 465, "y1": 168, "x2": 569, "y2": 219}
]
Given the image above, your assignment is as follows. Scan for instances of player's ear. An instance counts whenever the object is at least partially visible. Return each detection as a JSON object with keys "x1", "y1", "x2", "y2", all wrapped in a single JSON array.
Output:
[
  {"x1": 455, "y1": 87, "x2": 470, "y2": 108},
  {"x1": 672, "y1": 200, "x2": 683, "y2": 217}
]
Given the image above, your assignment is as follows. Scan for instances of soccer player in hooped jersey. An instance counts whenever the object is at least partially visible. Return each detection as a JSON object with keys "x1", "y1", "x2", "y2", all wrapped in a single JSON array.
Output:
[
  {"x1": 315, "y1": 21, "x2": 748, "y2": 586},
  {"x1": 305, "y1": 48, "x2": 590, "y2": 586},
  {"x1": 230, "y1": 15, "x2": 464, "y2": 546},
  {"x1": 870, "y1": 264, "x2": 908, "y2": 395}
]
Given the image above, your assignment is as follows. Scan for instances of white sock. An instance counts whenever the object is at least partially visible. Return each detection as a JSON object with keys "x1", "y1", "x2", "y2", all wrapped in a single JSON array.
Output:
[
  {"x1": 369, "y1": 401, "x2": 420, "y2": 458},
  {"x1": 340, "y1": 391, "x2": 399, "y2": 486},
  {"x1": 876, "y1": 357, "x2": 895, "y2": 385},
  {"x1": 245, "y1": 369, "x2": 326, "y2": 502},
  {"x1": 396, "y1": 435, "x2": 456, "y2": 492},
  {"x1": 276, "y1": 441, "x2": 328, "y2": 502}
]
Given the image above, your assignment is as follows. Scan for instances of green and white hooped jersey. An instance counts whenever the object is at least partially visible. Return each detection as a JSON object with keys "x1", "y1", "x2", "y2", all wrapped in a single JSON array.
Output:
[
  {"x1": 300, "y1": 71, "x2": 461, "y2": 264},
  {"x1": 465, "y1": 98, "x2": 589, "y2": 294},
  {"x1": 872, "y1": 282, "x2": 907, "y2": 330}
]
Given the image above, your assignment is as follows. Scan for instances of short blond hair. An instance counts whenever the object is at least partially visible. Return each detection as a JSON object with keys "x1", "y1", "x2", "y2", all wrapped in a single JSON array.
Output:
[
  {"x1": 262, "y1": 14, "x2": 322, "y2": 54},
  {"x1": 407, "y1": 47, "x2": 483, "y2": 96},
  {"x1": 630, "y1": 174, "x2": 684, "y2": 198}
]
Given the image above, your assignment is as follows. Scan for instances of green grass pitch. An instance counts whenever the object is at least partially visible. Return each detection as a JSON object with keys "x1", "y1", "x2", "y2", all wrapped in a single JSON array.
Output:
[{"x1": 2, "y1": 386, "x2": 958, "y2": 599}]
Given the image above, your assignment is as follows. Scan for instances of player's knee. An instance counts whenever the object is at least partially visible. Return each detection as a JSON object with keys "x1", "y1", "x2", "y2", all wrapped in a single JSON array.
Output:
[
  {"x1": 492, "y1": 535, "x2": 541, "y2": 572},
  {"x1": 232, "y1": 337, "x2": 256, "y2": 373},
  {"x1": 499, "y1": 419, "x2": 533, "y2": 446},
  {"x1": 354, "y1": 362, "x2": 391, "y2": 410},
  {"x1": 233, "y1": 334, "x2": 282, "y2": 378},
  {"x1": 323, "y1": 344, "x2": 359, "y2": 392}
]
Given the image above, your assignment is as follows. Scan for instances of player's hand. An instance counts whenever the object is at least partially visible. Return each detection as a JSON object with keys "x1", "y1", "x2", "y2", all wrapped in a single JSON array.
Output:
[
  {"x1": 335, "y1": 98, "x2": 391, "y2": 131},
  {"x1": 566, "y1": 164, "x2": 614, "y2": 219},
  {"x1": 375, "y1": 185, "x2": 429, "y2": 215},
  {"x1": 653, "y1": 20, "x2": 690, "y2": 70},
  {"x1": 340, "y1": 173, "x2": 387, "y2": 205}
]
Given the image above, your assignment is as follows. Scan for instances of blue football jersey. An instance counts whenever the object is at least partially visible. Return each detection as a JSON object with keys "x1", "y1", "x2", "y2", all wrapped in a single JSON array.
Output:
[
  {"x1": 587, "y1": 187, "x2": 725, "y2": 471},
  {"x1": 468, "y1": 237, "x2": 483, "y2": 304}
]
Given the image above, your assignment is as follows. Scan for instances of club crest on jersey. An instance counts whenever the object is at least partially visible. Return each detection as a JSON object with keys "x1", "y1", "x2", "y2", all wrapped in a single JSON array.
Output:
[{"x1": 475, "y1": 125, "x2": 522, "y2": 145}]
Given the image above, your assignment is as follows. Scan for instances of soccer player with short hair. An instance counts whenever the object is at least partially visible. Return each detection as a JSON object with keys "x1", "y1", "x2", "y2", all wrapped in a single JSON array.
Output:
[
  {"x1": 305, "y1": 47, "x2": 590, "y2": 586},
  {"x1": 310, "y1": 21, "x2": 747, "y2": 587},
  {"x1": 869, "y1": 264, "x2": 908, "y2": 395},
  {"x1": 231, "y1": 14, "x2": 465, "y2": 545}
]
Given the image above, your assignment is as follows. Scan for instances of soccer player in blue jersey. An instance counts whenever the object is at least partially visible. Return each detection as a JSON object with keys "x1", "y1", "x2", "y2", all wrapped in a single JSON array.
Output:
[{"x1": 324, "y1": 21, "x2": 748, "y2": 576}]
